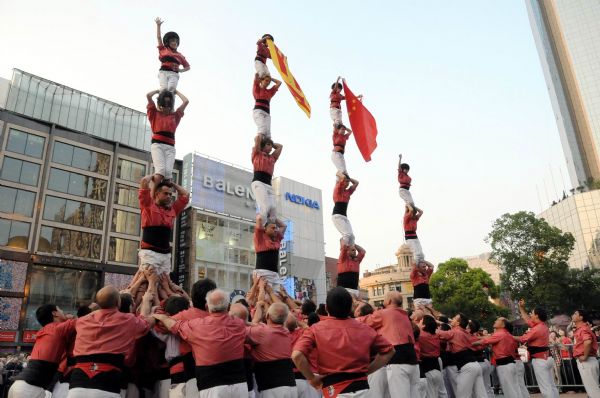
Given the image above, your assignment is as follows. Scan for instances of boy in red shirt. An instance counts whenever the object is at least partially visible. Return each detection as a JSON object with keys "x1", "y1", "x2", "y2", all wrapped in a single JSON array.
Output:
[
  {"x1": 331, "y1": 125, "x2": 352, "y2": 179},
  {"x1": 410, "y1": 260, "x2": 435, "y2": 313},
  {"x1": 398, "y1": 154, "x2": 422, "y2": 215},
  {"x1": 330, "y1": 77, "x2": 345, "y2": 128},
  {"x1": 404, "y1": 205, "x2": 424, "y2": 264},
  {"x1": 255, "y1": 34, "x2": 274, "y2": 78},
  {"x1": 146, "y1": 89, "x2": 189, "y2": 189},
  {"x1": 155, "y1": 18, "x2": 190, "y2": 92},
  {"x1": 253, "y1": 73, "x2": 282, "y2": 139}
]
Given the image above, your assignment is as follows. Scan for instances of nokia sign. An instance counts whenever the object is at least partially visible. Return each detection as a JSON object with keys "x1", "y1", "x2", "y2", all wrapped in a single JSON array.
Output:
[{"x1": 285, "y1": 192, "x2": 320, "y2": 210}]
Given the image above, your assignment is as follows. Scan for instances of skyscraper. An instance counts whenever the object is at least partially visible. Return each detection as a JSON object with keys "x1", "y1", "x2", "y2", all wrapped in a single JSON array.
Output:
[{"x1": 526, "y1": 0, "x2": 600, "y2": 189}]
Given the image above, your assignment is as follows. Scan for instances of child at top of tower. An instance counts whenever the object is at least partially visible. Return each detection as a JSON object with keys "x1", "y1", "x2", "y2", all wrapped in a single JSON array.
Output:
[
  {"x1": 330, "y1": 77, "x2": 345, "y2": 128},
  {"x1": 255, "y1": 34, "x2": 274, "y2": 78},
  {"x1": 253, "y1": 73, "x2": 282, "y2": 139},
  {"x1": 155, "y1": 17, "x2": 190, "y2": 92},
  {"x1": 398, "y1": 154, "x2": 422, "y2": 215}
]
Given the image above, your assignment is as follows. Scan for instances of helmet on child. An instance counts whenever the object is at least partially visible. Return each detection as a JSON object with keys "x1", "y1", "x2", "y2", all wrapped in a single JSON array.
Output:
[{"x1": 163, "y1": 31, "x2": 180, "y2": 46}]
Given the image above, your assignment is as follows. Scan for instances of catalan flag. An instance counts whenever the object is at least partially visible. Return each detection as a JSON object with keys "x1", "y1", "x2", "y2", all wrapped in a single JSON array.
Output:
[
  {"x1": 266, "y1": 39, "x2": 311, "y2": 118},
  {"x1": 343, "y1": 80, "x2": 378, "y2": 161}
]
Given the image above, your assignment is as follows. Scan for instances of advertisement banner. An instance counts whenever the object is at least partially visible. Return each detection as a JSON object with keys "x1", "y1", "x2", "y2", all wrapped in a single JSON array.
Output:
[{"x1": 279, "y1": 220, "x2": 294, "y2": 276}]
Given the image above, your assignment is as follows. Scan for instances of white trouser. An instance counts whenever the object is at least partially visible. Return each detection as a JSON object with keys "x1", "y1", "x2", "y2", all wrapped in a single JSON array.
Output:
[
  {"x1": 8, "y1": 380, "x2": 46, "y2": 398},
  {"x1": 169, "y1": 379, "x2": 198, "y2": 398},
  {"x1": 67, "y1": 387, "x2": 121, "y2": 398},
  {"x1": 399, "y1": 188, "x2": 415, "y2": 207},
  {"x1": 139, "y1": 249, "x2": 172, "y2": 275},
  {"x1": 437, "y1": 359, "x2": 448, "y2": 398},
  {"x1": 121, "y1": 383, "x2": 139, "y2": 398},
  {"x1": 198, "y1": 383, "x2": 247, "y2": 398},
  {"x1": 330, "y1": 108, "x2": 342, "y2": 126},
  {"x1": 331, "y1": 151, "x2": 347, "y2": 175},
  {"x1": 151, "y1": 143, "x2": 176, "y2": 180},
  {"x1": 531, "y1": 358, "x2": 559, "y2": 398},
  {"x1": 418, "y1": 378, "x2": 428, "y2": 398},
  {"x1": 405, "y1": 238, "x2": 425, "y2": 264},
  {"x1": 576, "y1": 357, "x2": 600, "y2": 398},
  {"x1": 444, "y1": 365, "x2": 458, "y2": 398},
  {"x1": 332, "y1": 214, "x2": 354, "y2": 246},
  {"x1": 253, "y1": 109, "x2": 271, "y2": 138},
  {"x1": 514, "y1": 360, "x2": 529, "y2": 398},
  {"x1": 496, "y1": 363, "x2": 520, "y2": 398},
  {"x1": 249, "y1": 391, "x2": 256, "y2": 398},
  {"x1": 478, "y1": 359, "x2": 494, "y2": 398},
  {"x1": 456, "y1": 362, "x2": 487, "y2": 398},
  {"x1": 158, "y1": 70, "x2": 179, "y2": 92},
  {"x1": 53, "y1": 382, "x2": 70, "y2": 398},
  {"x1": 367, "y1": 366, "x2": 389, "y2": 398},
  {"x1": 251, "y1": 180, "x2": 277, "y2": 222},
  {"x1": 258, "y1": 386, "x2": 298, "y2": 398},
  {"x1": 424, "y1": 369, "x2": 443, "y2": 398},
  {"x1": 253, "y1": 269, "x2": 282, "y2": 292},
  {"x1": 145, "y1": 379, "x2": 170, "y2": 398},
  {"x1": 255, "y1": 60, "x2": 270, "y2": 78},
  {"x1": 387, "y1": 364, "x2": 421, "y2": 398},
  {"x1": 295, "y1": 379, "x2": 320, "y2": 398}
]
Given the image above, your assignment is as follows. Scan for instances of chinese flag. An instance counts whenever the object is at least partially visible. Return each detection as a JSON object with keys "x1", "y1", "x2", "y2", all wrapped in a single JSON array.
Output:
[
  {"x1": 343, "y1": 80, "x2": 378, "y2": 161},
  {"x1": 266, "y1": 39, "x2": 311, "y2": 118}
]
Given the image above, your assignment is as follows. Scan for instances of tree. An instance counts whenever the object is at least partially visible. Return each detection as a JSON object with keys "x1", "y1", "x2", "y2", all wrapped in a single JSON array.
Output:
[
  {"x1": 430, "y1": 258, "x2": 508, "y2": 329},
  {"x1": 562, "y1": 268, "x2": 600, "y2": 312},
  {"x1": 486, "y1": 211, "x2": 575, "y2": 314}
]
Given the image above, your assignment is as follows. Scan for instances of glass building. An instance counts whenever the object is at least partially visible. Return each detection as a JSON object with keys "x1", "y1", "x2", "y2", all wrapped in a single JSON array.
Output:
[
  {"x1": 0, "y1": 70, "x2": 180, "y2": 347},
  {"x1": 526, "y1": 1, "x2": 600, "y2": 188}
]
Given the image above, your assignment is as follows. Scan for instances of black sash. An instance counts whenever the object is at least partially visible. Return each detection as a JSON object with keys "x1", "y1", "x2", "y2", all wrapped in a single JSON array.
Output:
[
  {"x1": 454, "y1": 350, "x2": 477, "y2": 370},
  {"x1": 70, "y1": 354, "x2": 124, "y2": 394},
  {"x1": 16, "y1": 359, "x2": 58, "y2": 390},
  {"x1": 389, "y1": 343, "x2": 418, "y2": 365},
  {"x1": 332, "y1": 202, "x2": 349, "y2": 216},
  {"x1": 142, "y1": 226, "x2": 172, "y2": 253},
  {"x1": 252, "y1": 171, "x2": 272, "y2": 185},
  {"x1": 254, "y1": 359, "x2": 296, "y2": 391},
  {"x1": 413, "y1": 283, "x2": 431, "y2": 299},
  {"x1": 169, "y1": 351, "x2": 195, "y2": 384},
  {"x1": 337, "y1": 272, "x2": 359, "y2": 290},
  {"x1": 195, "y1": 358, "x2": 246, "y2": 391},
  {"x1": 527, "y1": 346, "x2": 549, "y2": 355},
  {"x1": 419, "y1": 357, "x2": 441, "y2": 377},
  {"x1": 255, "y1": 250, "x2": 279, "y2": 273},
  {"x1": 496, "y1": 357, "x2": 515, "y2": 366},
  {"x1": 322, "y1": 372, "x2": 369, "y2": 393}
]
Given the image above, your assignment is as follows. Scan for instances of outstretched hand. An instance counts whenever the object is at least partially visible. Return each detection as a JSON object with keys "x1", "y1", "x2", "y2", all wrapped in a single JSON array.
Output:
[
  {"x1": 518, "y1": 299, "x2": 526, "y2": 308},
  {"x1": 155, "y1": 17, "x2": 163, "y2": 26}
]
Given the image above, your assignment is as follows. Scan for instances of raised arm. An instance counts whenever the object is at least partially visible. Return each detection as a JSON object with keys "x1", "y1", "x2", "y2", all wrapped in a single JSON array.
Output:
[
  {"x1": 276, "y1": 218, "x2": 287, "y2": 236},
  {"x1": 518, "y1": 299, "x2": 531, "y2": 323},
  {"x1": 147, "y1": 90, "x2": 159, "y2": 104},
  {"x1": 171, "y1": 181, "x2": 189, "y2": 197},
  {"x1": 253, "y1": 134, "x2": 262, "y2": 154},
  {"x1": 343, "y1": 127, "x2": 353, "y2": 137},
  {"x1": 155, "y1": 18, "x2": 163, "y2": 47},
  {"x1": 139, "y1": 174, "x2": 153, "y2": 190},
  {"x1": 272, "y1": 142, "x2": 283, "y2": 159},
  {"x1": 349, "y1": 177, "x2": 359, "y2": 189},
  {"x1": 271, "y1": 77, "x2": 282, "y2": 89},
  {"x1": 175, "y1": 90, "x2": 190, "y2": 113},
  {"x1": 398, "y1": 154, "x2": 403, "y2": 170},
  {"x1": 255, "y1": 214, "x2": 264, "y2": 230}
]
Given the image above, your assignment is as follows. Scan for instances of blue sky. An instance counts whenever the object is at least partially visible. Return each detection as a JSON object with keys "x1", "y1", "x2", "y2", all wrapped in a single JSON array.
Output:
[{"x1": 0, "y1": 0, "x2": 569, "y2": 269}]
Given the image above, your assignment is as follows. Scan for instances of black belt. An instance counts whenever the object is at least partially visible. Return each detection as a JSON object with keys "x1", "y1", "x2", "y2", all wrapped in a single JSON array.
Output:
[
  {"x1": 454, "y1": 350, "x2": 477, "y2": 370},
  {"x1": 153, "y1": 131, "x2": 175, "y2": 139},
  {"x1": 389, "y1": 343, "x2": 418, "y2": 365},
  {"x1": 195, "y1": 358, "x2": 246, "y2": 391},
  {"x1": 255, "y1": 250, "x2": 279, "y2": 273},
  {"x1": 15, "y1": 359, "x2": 58, "y2": 390},
  {"x1": 252, "y1": 171, "x2": 272, "y2": 185},
  {"x1": 254, "y1": 359, "x2": 295, "y2": 391},
  {"x1": 496, "y1": 357, "x2": 515, "y2": 366},
  {"x1": 336, "y1": 272, "x2": 359, "y2": 290},
  {"x1": 527, "y1": 346, "x2": 549, "y2": 355},
  {"x1": 255, "y1": 56, "x2": 266, "y2": 63},
  {"x1": 322, "y1": 372, "x2": 366, "y2": 388},
  {"x1": 142, "y1": 226, "x2": 172, "y2": 253},
  {"x1": 413, "y1": 283, "x2": 431, "y2": 300},
  {"x1": 169, "y1": 352, "x2": 195, "y2": 383},
  {"x1": 420, "y1": 357, "x2": 441, "y2": 376},
  {"x1": 159, "y1": 66, "x2": 179, "y2": 73},
  {"x1": 400, "y1": 185, "x2": 410, "y2": 190},
  {"x1": 332, "y1": 202, "x2": 349, "y2": 216}
]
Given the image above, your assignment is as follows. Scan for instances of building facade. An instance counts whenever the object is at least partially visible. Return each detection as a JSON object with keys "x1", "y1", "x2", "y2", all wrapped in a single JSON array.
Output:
[
  {"x1": 463, "y1": 252, "x2": 500, "y2": 284},
  {"x1": 526, "y1": 0, "x2": 600, "y2": 188},
  {"x1": 538, "y1": 190, "x2": 600, "y2": 269},
  {"x1": 180, "y1": 153, "x2": 327, "y2": 303},
  {"x1": 0, "y1": 70, "x2": 180, "y2": 348},
  {"x1": 359, "y1": 244, "x2": 414, "y2": 309}
]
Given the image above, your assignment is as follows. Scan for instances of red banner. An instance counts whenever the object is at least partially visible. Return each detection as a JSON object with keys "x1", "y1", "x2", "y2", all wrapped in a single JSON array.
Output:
[
  {"x1": 0, "y1": 331, "x2": 17, "y2": 342},
  {"x1": 23, "y1": 330, "x2": 38, "y2": 343},
  {"x1": 343, "y1": 80, "x2": 378, "y2": 162}
]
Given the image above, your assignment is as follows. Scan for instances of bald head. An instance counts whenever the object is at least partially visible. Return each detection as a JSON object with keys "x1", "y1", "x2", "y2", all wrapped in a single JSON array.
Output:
[
  {"x1": 267, "y1": 302, "x2": 289, "y2": 325},
  {"x1": 411, "y1": 309, "x2": 424, "y2": 323},
  {"x1": 229, "y1": 303, "x2": 249, "y2": 321},
  {"x1": 285, "y1": 313, "x2": 298, "y2": 332},
  {"x1": 384, "y1": 291, "x2": 403, "y2": 308},
  {"x1": 96, "y1": 286, "x2": 120, "y2": 309},
  {"x1": 206, "y1": 289, "x2": 230, "y2": 313}
]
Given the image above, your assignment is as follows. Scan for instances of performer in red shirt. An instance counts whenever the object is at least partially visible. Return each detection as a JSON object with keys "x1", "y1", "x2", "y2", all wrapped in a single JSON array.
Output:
[
  {"x1": 253, "y1": 73, "x2": 282, "y2": 139},
  {"x1": 357, "y1": 291, "x2": 419, "y2": 398},
  {"x1": 255, "y1": 34, "x2": 273, "y2": 78},
  {"x1": 332, "y1": 176, "x2": 358, "y2": 247},
  {"x1": 410, "y1": 260, "x2": 434, "y2": 311},
  {"x1": 336, "y1": 242, "x2": 366, "y2": 296},
  {"x1": 251, "y1": 135, "x2": 282, "y2": 224},
  {"x1": 146, "y1": 89, "x2": 189, "y2": 188},
  {"x1": 153, "y1": 289, "x2": 248, "y2": 398},
  {"x1": 330, "y1": 77, "x2": 345, "y2": 128},
  {"x1": 155, "y1": 18, "x2": 190, "y2": 92},
  {"x1": 247, "y1": 303, "x2": 297, "y2": 397},
  {"x1": 137, "y1": 175, "x2": 189, "y2": 277},
  {"x1": 571, "y1": 309, "x2": 600, "y2": 397},
  {"x1": 398, "y1": 154, "x2": 422, "y2": 215},
  {"x1": 9, "y1": 305, "x2": 75, "y2": 398},
  {"x1": 418, "y1": 315, "x2": 445, "y2": 398},
  {"x1": 292, "y1": 287, "x2": 395, "y2": 398},
  {"x1": 331, "y1": 125, "x2": 353, "y2": 179},
  {"x1": 516, "y1": 299, "x2": 559, "y2": 398},
  {"x1": 67, "y1": 286, "x2": 153, "y2": 398},
  {"x1": 253, "y1": 215, "x2": 286, "y2": 291},
  {"x1": 404, "y1": 206, "x2": 425, "y2": 263}
]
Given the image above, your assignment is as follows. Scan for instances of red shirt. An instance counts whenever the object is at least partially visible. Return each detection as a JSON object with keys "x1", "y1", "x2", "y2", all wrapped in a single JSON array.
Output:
[
  {"x1": 410, "y1": 265, "x2": 432, "y2": 287},
  {"x1": 403, "y1": 212, "x2": 421, "y2": 236},
  {"x1": 172, "y1": 307, "x2": 209, "y2": 357},
  {"x1": 333, "y1": 179, "x2": 355, "y2": 203},
  {"x1": 332, "y1": 129, "x2": 349, "y2": 149},
  {"x1": 158, "y1": 45, "x2": 189, "y2": 72},
  {"x1": 30, "y1": 320, "x2": 77, "y2": 363},
  {"x1": 73, "y1": 309, "x2": 151, "y2": 357},
  {"x1": 419, "y1": 330, "x2": 441, "y2": 358},
  {"x1": 357, "y1": 307, "x2": 415, "y2": 346},
  {"x1": 398, "y1": 170, "x2": 411, "y2": 189},
  {"x1": 519, "y1": 320, "x2": 550, "y2": 359},
  {"x1": 256, "y1": 40, "x2": 271, "y2": 63},
  {"x1": 253, "y1": 77, "x2": 279, "y2": 113},
  {"x1": 481, "y1": 329, "x2": 516, "y2": 360},
  {"x1": 337, "y1": 244, "x2": 366, "y2": 274},
  {"x1": 437, "y1": 327, "x2": 474, "y2": 353},
  {"x1": 253, "y1": 227, "x2": 283, "y2": 253},
  {"x1": 293, "y1": 317, "x2": 393, "y2": 376},
  {"x1": 290, "y1": 328, "x2": 317, "y2": 373},
  {"x1": 560, "y1": 336, "x2": 572, "y2": 358},
  {"x1": 330, "y1": 90, "x2": 345, "y2": 109},
  {"x1": 247, "y1": 324, "x2": 291, "y2": 362},
  {"x1": 170, "y1": 313, "x2": 247, "y2": 366},
  {"x1": 252, "y1": 147, "x2": 278, "y2": 176},
  {"x1": 147, "y1": 103, "x2": 184, "y2": 146},
  {"x1": 138, "y1": 188, "x2": 189, "y2": 252},
  {"x1": 573, "y1": 323, "x2": 598, "y2": 358}
]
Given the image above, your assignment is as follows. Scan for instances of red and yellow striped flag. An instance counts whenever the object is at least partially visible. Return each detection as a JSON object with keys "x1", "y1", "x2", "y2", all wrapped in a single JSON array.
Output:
[{"x1": 266, "y1": 39, "x2": 311, "y2": 118}]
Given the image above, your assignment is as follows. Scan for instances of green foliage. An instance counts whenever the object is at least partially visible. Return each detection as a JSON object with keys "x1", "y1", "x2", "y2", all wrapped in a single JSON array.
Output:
[
  {"x1": 430, "y1": 258, "x2": 508, "y2": 329},
  {"x1": 562, "y1": 268, "x2": 600, "y2": 312}
]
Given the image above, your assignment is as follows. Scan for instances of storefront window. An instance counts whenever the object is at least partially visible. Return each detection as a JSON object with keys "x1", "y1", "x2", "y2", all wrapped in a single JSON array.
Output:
[
  {"x1": 107, "y1": 237, "x2": 139, "y2": 264},
  {"x1": 117, "y1": 159, "x2": 146, "y2": 182},
  {"x1": 111, "y1": 210, "x2": 140, "y2": 235},
  {"x1": 24, "y1": 266, "x2": 100, "y2": 329},
  {"x1": 0, "y1": 157, "x2": 40, "y2": 186},
  {"x1": 47, "y1": 168, "x2": 107, "y2": 201},
  {"x1": 0, "y1": 219, "x2": 30, "y2": 249},
  {"x1": 114, "y1": 184, "x2": 139, "y2": 208},
  {"x1": 6, "y1": 129, "x2": 45, "y2": 159},
  {"x1": 43, "y1": 196, "x2": 105, "y2": 229},
  {"x1": 38, "y1": 226, "x2": 102, "y2": 259},
  {"x1": 0, "y1": 186, "x2": 36, "y2": 217},
  {"x1": 52, "y1": 141, "x2": 110, "y2": 175}
]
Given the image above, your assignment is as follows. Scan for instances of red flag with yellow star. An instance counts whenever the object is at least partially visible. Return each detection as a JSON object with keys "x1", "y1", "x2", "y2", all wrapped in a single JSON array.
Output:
[
  {"x1": 343, "y1": 80, "x2": 378, "y2": 161},
  {"x1": 266, "y1": 39, "x2": 311, "y2": 118}
]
